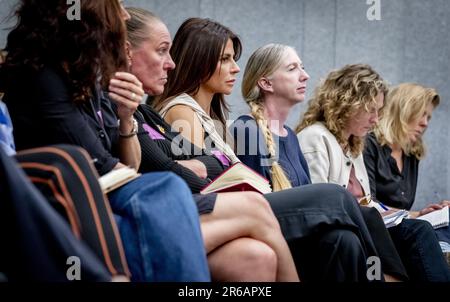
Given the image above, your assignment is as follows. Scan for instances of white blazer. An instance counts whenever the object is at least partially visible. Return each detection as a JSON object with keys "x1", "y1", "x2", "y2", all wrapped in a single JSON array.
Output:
[{"x1": 297, "y1": 122, "x2": 371, "y2": 195}]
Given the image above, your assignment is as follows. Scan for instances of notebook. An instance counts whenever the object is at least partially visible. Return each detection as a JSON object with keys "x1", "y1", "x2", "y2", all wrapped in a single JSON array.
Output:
[
  {"x1": 99, "y1": 166, "x2": 141, "y2": 193},
  {"x1": 417, "y1": 206, "x2": 449, "y2": 229},
  {"x1": 200, "y1": 162, "x2": 272, "y2": 195},
  {"x1": 381, "y1": 209, "x2": 409, "y2": 228},
  {"x1": 365, "y1": 200, "x2": 409, "y2": 228}
]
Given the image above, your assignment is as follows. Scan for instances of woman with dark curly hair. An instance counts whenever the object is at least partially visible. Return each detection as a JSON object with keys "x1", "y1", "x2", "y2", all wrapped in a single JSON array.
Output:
[{"x1": 0, "y1": 0, "x2": 209, "y2": 281}]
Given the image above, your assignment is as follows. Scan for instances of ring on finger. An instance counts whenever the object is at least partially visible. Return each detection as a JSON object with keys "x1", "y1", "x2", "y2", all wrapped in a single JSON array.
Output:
[{"x1": 131, "y1": 92, "x2": 136, "y2": 101}]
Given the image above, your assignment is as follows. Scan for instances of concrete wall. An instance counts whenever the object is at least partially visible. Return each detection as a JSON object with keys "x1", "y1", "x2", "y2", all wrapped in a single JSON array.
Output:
[{"x1": 1, "y1": 0, "x2": 449, "y2": 209}]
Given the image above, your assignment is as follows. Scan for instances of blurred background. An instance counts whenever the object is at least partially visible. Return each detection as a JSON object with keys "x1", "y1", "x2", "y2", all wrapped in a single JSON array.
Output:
[{"x1": 1, "y1": 0, "x2": 449, "y2": 210}]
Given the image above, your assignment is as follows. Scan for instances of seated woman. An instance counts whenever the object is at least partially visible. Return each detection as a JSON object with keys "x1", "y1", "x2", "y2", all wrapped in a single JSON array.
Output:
[
  {"x1": 296, "y1": 64, "x2": 450, "y2": 281},
  {"x1": 0, "y1": 0, "x2": 209, "y2": 282},
  {"x1": 231, "y1": 44, "x2": 408, "y2": 282},
  {"x1": 363, "y1": 83, "x2": 450, "y2": 252},
  {"x1": 151, "y1": 17, "x2": 382, "y2": 282},
  {"x1": 2, "y1": 47, "x2": 128, "y2": 280},
  {"x1": 126, "y1": 7, "x2": 298, "y2": 282}
]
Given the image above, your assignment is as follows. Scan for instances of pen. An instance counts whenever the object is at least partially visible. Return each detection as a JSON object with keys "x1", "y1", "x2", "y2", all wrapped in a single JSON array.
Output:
[{"x1": 378, "y1": 202, "x2": 389, "y2": 211}]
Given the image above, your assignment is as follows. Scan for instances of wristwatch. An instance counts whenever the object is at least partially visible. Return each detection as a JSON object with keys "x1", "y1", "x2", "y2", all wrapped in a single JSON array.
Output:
[{"x1": 119, "y1": 118, "x2": 138, "y2": 138}]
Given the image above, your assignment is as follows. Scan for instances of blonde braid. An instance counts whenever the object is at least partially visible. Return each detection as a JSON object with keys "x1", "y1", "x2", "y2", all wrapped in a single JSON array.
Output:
[{"x1": 249, "y1": 101, "x2": 292, "y2": 192}]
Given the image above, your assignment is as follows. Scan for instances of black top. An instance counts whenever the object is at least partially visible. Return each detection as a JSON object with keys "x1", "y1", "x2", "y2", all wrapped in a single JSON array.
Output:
[
  {"x1": 3, "y1": 66, "x2": 119, "y2": 175},
  {"x1": 135, "y1": 104, "x2": 225, "y2": 193},
  {"x1": 363, "y1": 133, "x2": 419, "y2": 209}
]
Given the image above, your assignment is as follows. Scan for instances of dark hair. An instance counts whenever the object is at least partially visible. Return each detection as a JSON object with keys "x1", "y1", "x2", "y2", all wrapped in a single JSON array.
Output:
[
  {"x1": 155, "y1": 17, "x2": 242, "y2": 125},
  {"x1": 0, "y1": 0, "x2": 128, "y2": 103}
]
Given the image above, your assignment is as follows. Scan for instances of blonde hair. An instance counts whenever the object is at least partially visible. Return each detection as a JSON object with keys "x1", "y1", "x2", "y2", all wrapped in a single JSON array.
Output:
[
  {"x1": 296, "y1": 64, "x2": 388, "y2": 156},
  {"x1": 242, "y1": 44, "x2": 293, "y2": 191},
  {"x1": 374, "y1": 83, "x2": 440, "y2": 160},
  {"x1": 126, "y1": 7, "x2": 162, "y2": 49}
]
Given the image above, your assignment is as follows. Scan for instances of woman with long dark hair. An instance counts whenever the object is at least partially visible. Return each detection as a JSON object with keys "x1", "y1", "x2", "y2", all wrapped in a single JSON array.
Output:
[{"x1": 0, "y1": 0, "x2": 209, "y2": 282}]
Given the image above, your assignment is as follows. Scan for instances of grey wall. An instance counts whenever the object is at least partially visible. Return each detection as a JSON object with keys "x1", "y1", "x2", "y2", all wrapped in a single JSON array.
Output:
[{"x1": 1, "y1": 0, "x2": 449, "y2": 210}]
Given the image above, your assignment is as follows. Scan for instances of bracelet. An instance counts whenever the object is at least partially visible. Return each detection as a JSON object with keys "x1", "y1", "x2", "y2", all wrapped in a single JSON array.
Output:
[{"x1": 118, "y1": 118, "x2": 138, "y2": 138}]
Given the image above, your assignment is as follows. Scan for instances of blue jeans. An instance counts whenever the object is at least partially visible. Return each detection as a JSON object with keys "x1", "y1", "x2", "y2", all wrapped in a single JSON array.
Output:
[
  {"x1": 389, "y1": 219, "x2": 450, "y2": 282},
  {"x1": 108, "y1": 172, "x2": 210, "y2": 281}
]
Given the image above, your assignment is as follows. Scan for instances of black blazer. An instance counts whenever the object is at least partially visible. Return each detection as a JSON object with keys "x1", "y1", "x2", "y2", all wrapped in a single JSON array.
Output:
[{"x1": 135, "y1": 104, "x2": 225, "y2": 193}]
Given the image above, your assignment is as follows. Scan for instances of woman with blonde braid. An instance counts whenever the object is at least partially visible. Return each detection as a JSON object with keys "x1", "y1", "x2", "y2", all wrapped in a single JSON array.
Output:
[
  {"x1": 232, "y1": 45, "x2": 410, "y2": 281},
  {"x1": 232, "y1": 44, "x2": 310, "y2": 192}
]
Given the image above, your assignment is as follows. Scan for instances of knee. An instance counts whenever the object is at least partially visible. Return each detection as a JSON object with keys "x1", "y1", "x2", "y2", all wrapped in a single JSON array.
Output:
[
  {"x1": 241, "y1": 240, "x2": 278, "y2": 280},
  {"x1": 131, "y1": 172, "x2": 197, "y2": 215},
  {"x1": 141, "y1": 172, "x2": 192, "y2": 201},
  {"x1": 361, "y1": 206, "x2": 383, "y2": 219},
  {"x1": 161, "y1": 172, "x2": 191, "y2": 193},
  {"x1": 403, "y1": 219, "x2": 435, "y2": 239},
  {"x1": 313, "y1": 183, "x2": 348, "y2": 196},
  {"x1": 310, "y1": 183, "x2": 359, "y2": 207},
  {"x1": 240, "y1": 192, "x2": 280, "y2": 230},
  {"x1": 323, "y1": 229, "x2": 363, "y2": 254}
]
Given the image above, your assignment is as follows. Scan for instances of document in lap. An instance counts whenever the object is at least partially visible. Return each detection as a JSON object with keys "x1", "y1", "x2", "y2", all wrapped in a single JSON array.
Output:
[
  {"x1": 200, "y1": 162, "x2": 272, "y2": 195},
  {"x1": 417, "y1": 206, "x2": 449, "y2": 229},
  {"x1": 99, "y1": 166, "x2": 141, "y2": 193},
  {"x1": 368, "y1": 200, "x2": 409, "y2": 228},
  {"x1": 381, "y1": 209, "x2": 409, "y2": 228}
]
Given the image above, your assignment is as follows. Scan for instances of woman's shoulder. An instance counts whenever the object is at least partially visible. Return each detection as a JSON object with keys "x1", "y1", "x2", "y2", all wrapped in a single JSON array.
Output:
[
  {"x1": 364, "y1": 132, "x2": 386, "y2": 157},
  {"x1": 230, "y1": 115, "x2": 259, "y2": 136},
  {"x1": 232, "y1": 114, "x2": 257, "y2": 127},
  {"x1": 7, "y1": 65, "x2": 66, "y2": 90},
  {"x1": 163, "y1": 102, "x2": 203, "y2": 138},
  {"x1": 161, "y1": 93, "x2": 196, "y2": 110},
  {"x1": 365, "y1": 132, "x2": 380, "y2": 147},
  {"x1": 297, "y1": 122, "x2": 338, "y2": 150},
  {"x1": 298, "y1": 122, "x2": 333, "y2": 139},
  {"x1": 285, "y1": 126, "x2": 300, "y2": 142},
  {"x1": 30, "y1": 65, "x2": 71, "y2": 94},
  {"x1": 165, "y1": 103, "x2": 197, "y2": 120}
]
